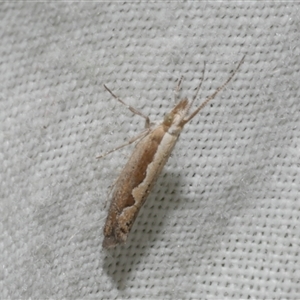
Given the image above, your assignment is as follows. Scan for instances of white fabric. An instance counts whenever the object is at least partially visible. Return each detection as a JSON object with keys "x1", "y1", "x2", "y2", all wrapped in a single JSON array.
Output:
[{"x1": 1, "y1": 3, "x2": 299, "y2": 299}]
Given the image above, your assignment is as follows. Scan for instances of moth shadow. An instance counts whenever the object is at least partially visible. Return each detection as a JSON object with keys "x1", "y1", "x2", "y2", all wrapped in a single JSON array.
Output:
[{"x1": 101, "y1": 167, "x2": 185, "y2": 289}]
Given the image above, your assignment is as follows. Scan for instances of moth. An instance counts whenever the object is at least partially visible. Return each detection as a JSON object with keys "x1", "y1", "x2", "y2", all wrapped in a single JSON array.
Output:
[{"x1": 99, "y1": 56, "x2": 245, "y2": 249}]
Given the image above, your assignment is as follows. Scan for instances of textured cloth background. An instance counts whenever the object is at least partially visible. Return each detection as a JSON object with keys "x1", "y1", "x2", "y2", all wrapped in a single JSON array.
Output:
[{"x1": 1, "y1": 3, "x2": 299, "y2": 299}]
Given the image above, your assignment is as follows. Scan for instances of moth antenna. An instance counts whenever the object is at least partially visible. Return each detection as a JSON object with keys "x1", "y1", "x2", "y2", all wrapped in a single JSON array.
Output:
[
  {"x1": 187, "y1": 61, "x2": 206, "y2": 111},
  {"x1": 174, "y1": 75, "x2": 184, "y2": 102},
  {"x1": 183, "y1": 54, "x2": 246, "y2": 124}
]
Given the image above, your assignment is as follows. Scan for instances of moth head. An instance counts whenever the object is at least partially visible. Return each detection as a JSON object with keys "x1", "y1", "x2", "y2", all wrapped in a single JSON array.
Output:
[
  {"x1": 163, "y1": 98, "x2": 189, "y2": 127},
  {"x1": 163, "y1": 111, "x2": 174, "y2": 126}
]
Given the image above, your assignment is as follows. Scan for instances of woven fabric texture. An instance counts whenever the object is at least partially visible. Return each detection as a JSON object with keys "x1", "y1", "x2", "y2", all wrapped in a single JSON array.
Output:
[{"x1": 1, "y1": 3, "x2": 299, "y2": 299}]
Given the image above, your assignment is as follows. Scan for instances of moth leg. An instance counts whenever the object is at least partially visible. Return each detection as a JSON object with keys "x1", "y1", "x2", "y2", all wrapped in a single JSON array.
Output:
[
  {"x1": 107, "y1": 178, "x2": 118, "y2": 197},
  {"x1": 104, "y1": 84, "x2": 150, "y2": 128},
  {"x1": 96, "y1": 128, "x2": 150, "y2": 159}
]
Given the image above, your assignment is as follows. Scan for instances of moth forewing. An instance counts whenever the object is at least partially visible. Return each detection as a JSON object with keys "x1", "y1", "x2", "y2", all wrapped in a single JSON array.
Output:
[{"x1": 101, "y1": 56, "x2": 245, "y2": 249}]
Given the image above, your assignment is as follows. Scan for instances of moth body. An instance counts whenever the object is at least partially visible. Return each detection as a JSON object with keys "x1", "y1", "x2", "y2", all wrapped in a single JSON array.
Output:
[{"x1": 103, "y1": 100, "x2": 189, "y2": 249}]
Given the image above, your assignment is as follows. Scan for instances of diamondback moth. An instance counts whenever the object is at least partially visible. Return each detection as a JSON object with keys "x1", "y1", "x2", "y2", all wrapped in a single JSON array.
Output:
[{"x1": 99, "y1": 55, "x2": 245, "y2": 249}]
